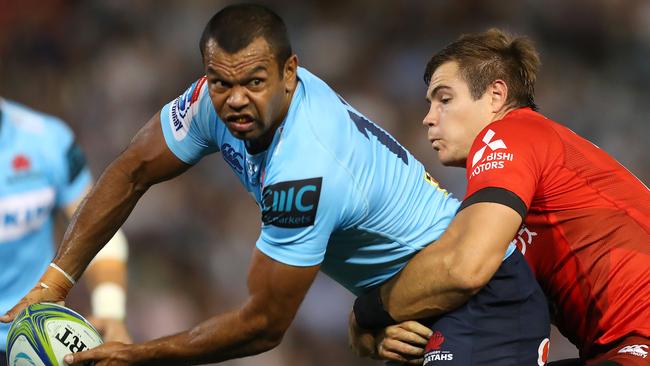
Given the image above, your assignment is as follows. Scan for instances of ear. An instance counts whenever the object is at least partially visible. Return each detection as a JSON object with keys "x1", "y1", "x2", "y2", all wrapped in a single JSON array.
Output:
[
  {"x1": 283, "y1": 55, "x2": 299, "y2": 93},
  {"x1": 489, "y1": 79, "x2": 509, "y2": 113}
]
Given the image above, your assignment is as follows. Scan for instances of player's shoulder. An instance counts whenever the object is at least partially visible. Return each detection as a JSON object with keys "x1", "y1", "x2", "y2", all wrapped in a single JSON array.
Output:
[
  {"x1": 2, "y1": 98, "x2": 73, "y2": 142},
  {"x1": 166, "y1": 76, "x2": 215, "y2": 139},
  {"x1": 295, "y1": 67, "x2": 350, "y2": 126}
]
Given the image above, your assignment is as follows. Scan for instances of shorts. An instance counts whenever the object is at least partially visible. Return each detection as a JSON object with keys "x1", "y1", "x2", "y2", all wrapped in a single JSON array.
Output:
[
  {"x1": 422, "y1": 249, "x2": 550, "y2": 366},
  {"x1": 0, "y1": 352, "x2": 5, "y2": 366}
]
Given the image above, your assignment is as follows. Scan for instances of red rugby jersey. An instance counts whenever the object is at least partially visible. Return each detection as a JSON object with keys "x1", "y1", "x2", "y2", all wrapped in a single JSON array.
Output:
[{"x1": 462, "y1": 108, "x2": 650, "y2": 358}]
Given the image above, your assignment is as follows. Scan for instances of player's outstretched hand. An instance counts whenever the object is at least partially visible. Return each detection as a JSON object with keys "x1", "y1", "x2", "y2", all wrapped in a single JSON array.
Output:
[
  {"x1": 0, "y1": 265, "x2": 73, "y2": 323},
  {"x1": 374, "y1": 321, "x2": 432, "y2": 365},
  {"x1": 64, "y1": 341, "x2": 135, "y2": 365},
  {"x1": 88, "y1": 316, "x2": 133, "y2": 344}
]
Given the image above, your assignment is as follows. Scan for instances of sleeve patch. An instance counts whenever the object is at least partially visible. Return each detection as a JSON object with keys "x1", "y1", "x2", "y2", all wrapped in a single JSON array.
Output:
[
  {"x1": 169, "y1": 77, "x2": 207, "y2": 141},
  {"x1": 65, "y1": 141, "x2": 87, "y2": 183},
  {"x1": 261, "y1": 177, "x2": 322, "y2": 228}
]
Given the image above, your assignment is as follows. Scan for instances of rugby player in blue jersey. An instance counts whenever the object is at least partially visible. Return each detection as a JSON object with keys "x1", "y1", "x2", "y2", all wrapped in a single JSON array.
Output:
[
  {"x1": 2, "y1": 5, "x2": 548, "y2": 365},
  {"x1": 0, "y1": 99, "x2": 130, "y2": 365}
]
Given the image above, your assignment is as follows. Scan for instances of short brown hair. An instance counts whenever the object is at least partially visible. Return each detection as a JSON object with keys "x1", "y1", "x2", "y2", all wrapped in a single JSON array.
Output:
[{"x1": 424, "y1": 28, "x2": 541, "y2": 110}]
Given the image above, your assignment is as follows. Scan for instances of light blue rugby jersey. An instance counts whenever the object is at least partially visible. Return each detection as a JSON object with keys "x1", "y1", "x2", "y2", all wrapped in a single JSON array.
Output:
[
  {"x1": 0, "y1": 99, "x2": 91, "y2": 350},
  {"x1": 160, "y1": 68, "x2": 515, "y2": 296}
]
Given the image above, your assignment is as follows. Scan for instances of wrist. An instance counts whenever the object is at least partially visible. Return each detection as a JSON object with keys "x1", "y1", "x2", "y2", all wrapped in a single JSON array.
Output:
[
  {"x1": 353, "y1": 286, "x2": 396, "y2": 330},
  {"x1": 40, "y1": 263, "x2": 75, "y2": 297}
]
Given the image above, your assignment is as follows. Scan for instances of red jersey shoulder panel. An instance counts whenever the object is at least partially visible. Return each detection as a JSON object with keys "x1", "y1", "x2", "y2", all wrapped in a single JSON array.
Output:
[{"x1": 464, "y1": 108, "x2": 563, "y2": 209}]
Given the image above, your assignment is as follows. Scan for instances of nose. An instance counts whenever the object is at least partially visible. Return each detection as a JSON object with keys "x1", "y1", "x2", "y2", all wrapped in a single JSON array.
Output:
[
  {"x1": 226, "y1": 85, "x2": 249, "y2": 110},
  {"x1": 422, "y1": 103, "x2": 438, "y2": 127}
]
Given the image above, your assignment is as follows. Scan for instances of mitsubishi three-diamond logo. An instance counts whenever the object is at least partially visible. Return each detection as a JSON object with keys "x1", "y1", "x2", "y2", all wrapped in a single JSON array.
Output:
[
  {"x1": 469, "y1": 129, "x2": 514, "y2": 178},
  {"x1": 472, "y1": 129, "x2": 507, "y2": 167}
]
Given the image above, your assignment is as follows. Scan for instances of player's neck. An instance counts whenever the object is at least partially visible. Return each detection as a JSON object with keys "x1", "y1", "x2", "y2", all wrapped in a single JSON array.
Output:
[{"x1": 490, "y1": 106, "x2": 517, "y2": 124}]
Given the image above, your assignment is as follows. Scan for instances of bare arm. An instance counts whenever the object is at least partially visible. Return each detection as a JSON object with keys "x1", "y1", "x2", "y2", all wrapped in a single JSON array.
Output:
[
  {"x1": 63, "y1": 190, "x2": 131, "y2": 342},
  {"x1": 66, "y1": 249, "x2": 320, "y2": 365},
  {"x1": 380, "y1": 202, "x2": 522, "y2": 321},
  {"x1": 0, "y1": 111, "x2": 189, "y2": 323},
  {"x1": 57, "y1": 111, "x2": 189, "y2": 280}
]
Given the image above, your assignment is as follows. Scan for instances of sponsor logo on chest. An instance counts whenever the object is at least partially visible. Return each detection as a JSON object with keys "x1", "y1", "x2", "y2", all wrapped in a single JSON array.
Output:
[
  {"x1": 470, "y1": 129, "x2": 514, "y2": 178},
  {"x1": 261, "y1": 178, "x2": 322, "y2": 228}
]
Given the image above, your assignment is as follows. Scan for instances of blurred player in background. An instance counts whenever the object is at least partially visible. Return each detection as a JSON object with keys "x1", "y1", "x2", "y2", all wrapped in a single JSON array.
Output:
[
  {"x1": 0, "y1": 98, "x2": 131, "y2": 365},
  {"x1": 1, "y1": 5, "x2": 549, "y2": 366},
  {"x1": 351, "y1": 29, "x2": 650, "y2": 366}
]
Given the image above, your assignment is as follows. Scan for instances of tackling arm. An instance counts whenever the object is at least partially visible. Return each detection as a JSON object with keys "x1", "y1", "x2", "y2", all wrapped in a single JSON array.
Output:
[
  {"x1": 378, "y1": 202, "x2": 522, "y2": 322},
  {"x1": 66, "y1": 249, "x2": 320, "y2": 365}
]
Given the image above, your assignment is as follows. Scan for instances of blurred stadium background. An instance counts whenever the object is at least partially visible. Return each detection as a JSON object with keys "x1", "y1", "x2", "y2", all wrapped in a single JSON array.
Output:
[{"x1": 1, "y1": 0, "x2": 649, "y2": 364}]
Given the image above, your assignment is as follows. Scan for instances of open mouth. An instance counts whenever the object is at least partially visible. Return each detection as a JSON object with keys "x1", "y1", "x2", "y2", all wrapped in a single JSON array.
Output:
[{"x1": 227, "y1": 115, "x2": 255, "y2": 132}]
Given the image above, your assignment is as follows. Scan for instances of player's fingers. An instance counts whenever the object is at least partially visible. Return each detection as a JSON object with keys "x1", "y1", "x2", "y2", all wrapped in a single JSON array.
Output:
[
  {"x1": 0, "y1": 298, "x2": 29, "y2": 323},
  {"x1": 400, "y1": 320, "x2": 433, "y2": 340},
  {"x1": 377, "y1": 348, "x2": 410, "y2": 363},
  {"x1": 384, "y1": 323, "x2": 430, "y2": 347},
  {"x1": 382, "y1": 338, "x2": 425, "y2": 357},
  {"x1": 64, "y1": 349, "x2": 96, "y2": 365},
  {"x1": 405, "y1": 357, "x2": 425, "y2": 365}
]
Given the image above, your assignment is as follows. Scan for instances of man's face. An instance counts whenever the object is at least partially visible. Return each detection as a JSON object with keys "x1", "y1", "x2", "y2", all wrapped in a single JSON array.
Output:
[
  {"x1": 203, "y1": 37, "x2": 295, "y2": 147},
  {"x1": 423, "y1": 61, "x2": 494, "y2": 167}
]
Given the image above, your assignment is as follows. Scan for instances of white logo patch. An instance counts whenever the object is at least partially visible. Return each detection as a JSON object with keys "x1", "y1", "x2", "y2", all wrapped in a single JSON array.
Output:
[
  {"x1": 169, "y1": 78, "x2": 207, "y2": 141},
  {"x1": 618, "y1": 344, "x2": 648, "y2": 358},
  {"x1": 0, "y1": 187, "x2": 55, "y2": 243},
  {"x1": 470, "y1": 129, "x2": 514, "y2": 178},
  {"x1": 472, "y1": 129, "x2": 507, "y2": 167}
]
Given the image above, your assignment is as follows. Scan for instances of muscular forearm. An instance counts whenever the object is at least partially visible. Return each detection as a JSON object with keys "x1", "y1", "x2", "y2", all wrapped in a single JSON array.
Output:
[
  {"x1": 56, "y1": 153, "x2": 148, "y2": 280},
  {"x1": 380, "y1": 233, "x2": 477, "y2": 321},
  {"x1": 379, "y1": 203, "x2": 520, "y2": 322},
  {"x1": 131, "y1": 308, "x2": 283, "y2": 365}
]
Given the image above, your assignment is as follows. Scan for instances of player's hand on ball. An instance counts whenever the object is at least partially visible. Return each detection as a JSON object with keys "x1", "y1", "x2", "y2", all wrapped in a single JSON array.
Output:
[
  {"x1": 375, "y1": 321, "x2": 431, "y2": 365},
  {"x1": 88, "y1": 316, "x2": 133, "y2": 344},
  {"x1": 64, "y1": 341, "x2": 134, "y2": 365},
  {"x1": 0, "y1": 266, "x2": 71, "y2": 323}
]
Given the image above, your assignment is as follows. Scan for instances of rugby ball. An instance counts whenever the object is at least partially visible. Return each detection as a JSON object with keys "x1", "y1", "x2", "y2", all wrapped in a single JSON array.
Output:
[{"x1": 6, "y1": 303, "x2": 103, "y2": 366}]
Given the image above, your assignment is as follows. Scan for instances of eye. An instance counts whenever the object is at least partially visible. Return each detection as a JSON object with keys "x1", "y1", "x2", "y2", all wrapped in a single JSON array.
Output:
[
  {"x1": 441, "y1": 97, "x2": 452, "y2": 105},
  {"x1": 248, "y1": 78, "x2": 264, "y2": 88},
  {"x1": 211, "y1": 79, "x2": 231, "y2": 89}
]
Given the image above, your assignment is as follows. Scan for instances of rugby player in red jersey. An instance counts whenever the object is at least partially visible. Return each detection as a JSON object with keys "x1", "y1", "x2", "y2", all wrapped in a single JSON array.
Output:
[{"x1": 351, "y1": 29, "x2": 649, "y2": 365}]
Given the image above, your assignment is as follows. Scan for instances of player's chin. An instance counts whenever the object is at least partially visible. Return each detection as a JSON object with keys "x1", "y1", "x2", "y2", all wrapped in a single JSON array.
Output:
[{"x1": 437, "y1": 152, "x2": 463, "y2": 167}]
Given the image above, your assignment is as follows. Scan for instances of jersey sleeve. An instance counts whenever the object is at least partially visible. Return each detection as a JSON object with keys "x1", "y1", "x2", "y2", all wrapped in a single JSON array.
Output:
[
  {"x1": 462, "y1": 120, "x2": 547, "y2": 217},
  {"x1": 46, "y1": 118, "x2": 92, "y2": 207},
  {"x1": 160, "y1": 77, "x2": 220, "y2": 164},
  {"x1": 255, "y1": 168, "x2": 346, "y2": 267}
]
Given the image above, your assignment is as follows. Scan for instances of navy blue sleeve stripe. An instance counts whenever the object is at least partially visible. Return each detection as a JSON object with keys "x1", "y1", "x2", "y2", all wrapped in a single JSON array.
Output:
[
  {"x1": 65, "y1": 141, "x2": 87, "y2": 184},
  {"x1": 459, "y1": 187, "x2": 527, "y2": 219}
]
